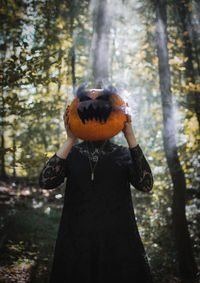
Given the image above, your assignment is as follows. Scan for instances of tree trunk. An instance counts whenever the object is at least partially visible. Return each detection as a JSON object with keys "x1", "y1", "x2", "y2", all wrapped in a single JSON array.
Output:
[
  {"x1": 56, "y1": 47, "x2": 62, "y2": 148},
  {"x1": 71, "y1": 45, "x2": 76, "y2": 91},
  {"x1": 0, "y1": 130, "x2": 7, "y2": 180},
  {"x1": 155, "y1": 0, "x2": 197, "y2": 281},
  {"x1": 69, "y1": 9, "x2": 76, "y2": 92},
  {"x1": 177, "y1": 0, "x2": 200, "y2": 131},
  {"x1": 91, "y1": 0, "x2": 111, "y2": 86},
  {"x1": 0, "y1": 90, "x2": 7, "y2": 180},
  {"x1": 12, "y1": 133, "x2": 16, "y2": 179}
]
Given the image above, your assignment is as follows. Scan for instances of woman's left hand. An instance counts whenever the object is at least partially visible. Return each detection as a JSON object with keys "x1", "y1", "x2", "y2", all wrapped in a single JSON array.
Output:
[{"x1": 122, "y1": 115, "x2": 138, "y2": 148}]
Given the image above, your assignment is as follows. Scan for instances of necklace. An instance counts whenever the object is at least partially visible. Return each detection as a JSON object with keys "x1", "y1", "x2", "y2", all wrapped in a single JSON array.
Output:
[{"x1": 86, "y1": 140, "x2": 107, "y2": 181}]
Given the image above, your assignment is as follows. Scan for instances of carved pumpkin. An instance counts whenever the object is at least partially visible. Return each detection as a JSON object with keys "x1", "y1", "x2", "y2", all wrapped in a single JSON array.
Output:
[{"x1": 68, "y1": 86, "x2": 127, "y2": 141}]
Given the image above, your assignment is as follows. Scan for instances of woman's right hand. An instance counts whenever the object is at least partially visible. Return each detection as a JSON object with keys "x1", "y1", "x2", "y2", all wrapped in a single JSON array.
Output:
[{"x1": 63, "y1": 106, "x2": 77, "y2": 141}]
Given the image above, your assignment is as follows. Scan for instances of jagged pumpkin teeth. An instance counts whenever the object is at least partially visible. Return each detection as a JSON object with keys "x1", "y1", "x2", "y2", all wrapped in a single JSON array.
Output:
[
  {"x1": 68, "y1": 88, "x2": 127, "y2": 141},
  {"x1": 92, "y1": 103, "x2": 98, "y2": 109}
]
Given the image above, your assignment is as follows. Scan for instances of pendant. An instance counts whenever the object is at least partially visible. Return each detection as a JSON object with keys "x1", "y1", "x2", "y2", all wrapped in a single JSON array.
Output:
[
  {"x1": 91, "y1": 155, "x2": 98, "y2": 162},
  {"x1": 91, "y1": 172, "x2": 94, "y2": 181}
]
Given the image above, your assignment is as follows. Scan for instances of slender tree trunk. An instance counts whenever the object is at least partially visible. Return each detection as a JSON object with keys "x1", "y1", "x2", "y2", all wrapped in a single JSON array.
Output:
[
  {"x1": 12, "y1": 133, "x2": 16, "y2": 179},
  {"x1": 56, "y1": 48, "x2": 62, "y2": 147},
  {"x1": 0, "y1": 130, "x2": 7, "y2": 180},
  {"x1": 0, "y1": 89, "x2": 7, "y2": 180},
  {"x1": 181, "y1": 0, "x2": 200, "y2": 77},
  {"x1": 177, "y1": 0, "x2": 200, "y2": 131},
  {"x1": 155, "y1": 0, "x2": 197, "y2": 281},
  {"x1": 91, "y1": 0, "x2": 111, "y2": 86},
  {"x1": 71, "y1": 46, "x2": 76, "y2": 91},
  {"x1": 69, "y1": 11, "x2": 76, "y2": 92}
]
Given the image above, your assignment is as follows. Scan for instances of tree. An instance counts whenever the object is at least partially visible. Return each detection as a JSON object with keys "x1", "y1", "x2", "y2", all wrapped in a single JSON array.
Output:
[
  {"x1": 89, "y1": 0, "x2": 111, "y2": 85},
  {"x1": 155, "y1": 0, "x2": 197, "y2": 280},
  {"x1": 0, "y1": 0, "x2": 29, "y2": 179},
  {"x1": 175, "y1": 0, "x2": 200, "y2": 131}
]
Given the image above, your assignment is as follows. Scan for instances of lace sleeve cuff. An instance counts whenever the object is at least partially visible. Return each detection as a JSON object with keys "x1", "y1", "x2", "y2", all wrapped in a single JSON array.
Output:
[
  {"x1": 129, "y1": 144, "x2": 143, "y2": 158},
  {"x1": 39, "y1": 153, "x2": 68, "y2": 190}
]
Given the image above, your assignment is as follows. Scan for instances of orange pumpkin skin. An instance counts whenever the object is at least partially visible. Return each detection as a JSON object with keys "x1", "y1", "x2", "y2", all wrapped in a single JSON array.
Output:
[{"x1": 68, "y1": 89, "x2": 127, "y2": 141}]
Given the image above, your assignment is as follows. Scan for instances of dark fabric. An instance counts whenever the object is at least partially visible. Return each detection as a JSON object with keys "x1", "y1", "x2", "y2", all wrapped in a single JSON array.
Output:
[{"x1": 39, "y1": 140, "x2": 154, "y2": 283}]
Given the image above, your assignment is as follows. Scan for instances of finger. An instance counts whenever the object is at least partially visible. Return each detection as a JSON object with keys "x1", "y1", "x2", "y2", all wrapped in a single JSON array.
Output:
[
  {"x1": 63, "y1": 108, "x2": 69, "y2": 117},
  {"x1": 64, "y1": 115, "x2": 68, "y2": 127},
  {"x1": 66, "y1": 122, "x2": 69, "y2": 129},
  {"x1": 64, "y1": 106, "x2": 69, "y2": 115},
  {"x1": 125, "y1": 114, "x2": 130, "y2": 122},
  {"x1": 63, "y1": 112, "x2": 67, "y2": 120}
]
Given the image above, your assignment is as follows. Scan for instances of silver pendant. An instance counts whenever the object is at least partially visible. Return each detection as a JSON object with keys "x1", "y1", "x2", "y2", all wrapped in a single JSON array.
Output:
[
  {"x1": 91, "y1": 172, "x2": 94, "y2": 181},
  {"x1": 91, "y1": 155, "x2": 98, "y2": 162}
]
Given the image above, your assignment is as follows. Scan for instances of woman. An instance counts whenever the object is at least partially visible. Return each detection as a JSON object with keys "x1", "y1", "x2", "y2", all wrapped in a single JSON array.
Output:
[{"x1": 39, "y1": 106, "x2": 154, "y2": 283}]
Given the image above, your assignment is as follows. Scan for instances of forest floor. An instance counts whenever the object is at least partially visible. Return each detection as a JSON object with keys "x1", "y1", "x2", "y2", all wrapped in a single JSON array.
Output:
[
  {"x1": 0, "y1": 180, "x2": 63, "y2": 283},
  {"x1": 0, "y1": 179, "x2": 198, "y2": 283}
]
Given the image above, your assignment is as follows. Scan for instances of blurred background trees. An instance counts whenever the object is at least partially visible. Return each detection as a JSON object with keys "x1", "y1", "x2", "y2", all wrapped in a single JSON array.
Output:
[{"x1": 0, "y1": 0, "x2": 199, "y2": 282}]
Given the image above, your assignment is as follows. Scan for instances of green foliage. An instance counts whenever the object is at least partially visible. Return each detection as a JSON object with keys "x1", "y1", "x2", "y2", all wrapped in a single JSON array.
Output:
[{"x1": 0, "y1": 201, "x2": 62, "y2": 282}]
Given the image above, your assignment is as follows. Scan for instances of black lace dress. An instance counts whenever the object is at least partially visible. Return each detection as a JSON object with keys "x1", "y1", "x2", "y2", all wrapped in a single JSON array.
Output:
[{"x1": 39, "y1": 140, "x2": 154, "y2": 283}]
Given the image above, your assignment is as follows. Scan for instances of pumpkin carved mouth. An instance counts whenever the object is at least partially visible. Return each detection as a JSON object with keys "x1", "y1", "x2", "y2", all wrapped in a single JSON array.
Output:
[{"x1": 77, "y1": 98, "x2": 112, "y2": 124}]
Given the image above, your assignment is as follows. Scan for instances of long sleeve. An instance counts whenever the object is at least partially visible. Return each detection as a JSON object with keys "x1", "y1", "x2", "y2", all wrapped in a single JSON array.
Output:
[
  {"x1": 128, "y1": 144, "x2": 153, "y2": 192},
  {"x1": 39, "y1": 153, "x2": 68, "y2": 190}
]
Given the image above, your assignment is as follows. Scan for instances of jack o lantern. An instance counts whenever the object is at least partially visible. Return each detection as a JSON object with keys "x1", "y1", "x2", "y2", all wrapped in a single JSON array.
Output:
[{"x1": 68, "y1": 86, "x2": 127, "y2": 141}]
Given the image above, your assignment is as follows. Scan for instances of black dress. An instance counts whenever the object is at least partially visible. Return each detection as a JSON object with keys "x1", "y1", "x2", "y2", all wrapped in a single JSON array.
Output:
[{"x1": 39, "y1": 140, "x2": 154, "y2": 283}]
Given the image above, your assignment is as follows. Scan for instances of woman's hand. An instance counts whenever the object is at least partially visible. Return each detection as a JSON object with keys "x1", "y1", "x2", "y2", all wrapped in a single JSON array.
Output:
[
  {"x1": 56, "y1": 107, "x2": 77, "y2": 159},
  {"x1": 63, "y1": 106, "x2": 77, "y2": 142},
  {"x1": 122, "y1": 115, "x2": 138, "y2": 148}
]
